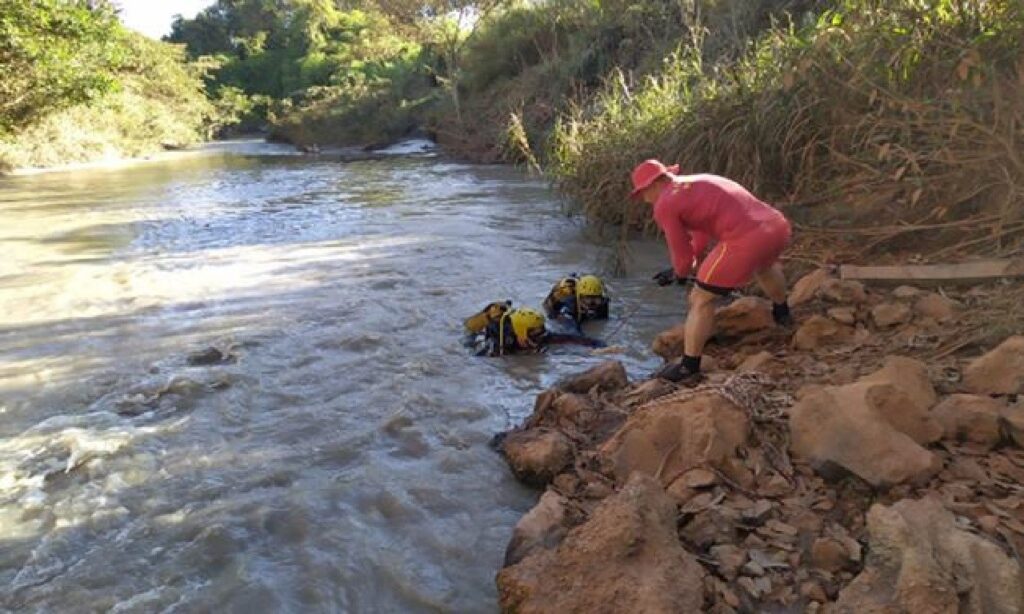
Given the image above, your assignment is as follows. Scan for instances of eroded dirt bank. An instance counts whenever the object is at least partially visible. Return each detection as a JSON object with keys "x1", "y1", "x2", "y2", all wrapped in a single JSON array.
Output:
[{"x1": 495, "y1": 270, "x2": 1024, "y2": 613}]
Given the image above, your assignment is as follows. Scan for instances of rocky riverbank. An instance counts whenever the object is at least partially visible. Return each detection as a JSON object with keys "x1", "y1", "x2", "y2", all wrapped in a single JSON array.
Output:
[{"x1": 494, "y1": 270, "x2": 1024, "y2": 612}]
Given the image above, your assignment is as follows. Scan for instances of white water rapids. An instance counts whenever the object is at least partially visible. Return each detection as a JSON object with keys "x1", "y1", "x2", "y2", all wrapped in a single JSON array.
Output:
[{"x1": 0, "y1": 141, "x2": 683, "y2": 612}]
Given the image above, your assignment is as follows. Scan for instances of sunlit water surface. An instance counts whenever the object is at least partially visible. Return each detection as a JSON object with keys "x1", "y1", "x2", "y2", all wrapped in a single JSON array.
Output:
[{"x1": 0, "y1": 141, "x2": 683, "y2": 612}]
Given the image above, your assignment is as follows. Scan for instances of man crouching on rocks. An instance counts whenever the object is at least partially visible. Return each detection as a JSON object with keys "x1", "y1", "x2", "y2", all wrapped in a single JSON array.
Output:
[{"x1": 631, "y1": 159, "x2": 793, "y2": 383}]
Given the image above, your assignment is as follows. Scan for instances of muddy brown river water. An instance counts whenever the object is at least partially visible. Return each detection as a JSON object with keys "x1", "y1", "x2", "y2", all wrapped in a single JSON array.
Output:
[{"x1": 0, "y1": 141, "x2": 684, "y2": 612}]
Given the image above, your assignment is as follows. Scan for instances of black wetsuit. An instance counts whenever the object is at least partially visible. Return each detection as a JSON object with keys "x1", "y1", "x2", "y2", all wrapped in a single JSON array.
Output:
[
  {"x1": 473, "y1": 320, "x2": 605, "y2": 356},
  {"x1": 544, "y1": 294, "x2": 610, "y2": 330}
]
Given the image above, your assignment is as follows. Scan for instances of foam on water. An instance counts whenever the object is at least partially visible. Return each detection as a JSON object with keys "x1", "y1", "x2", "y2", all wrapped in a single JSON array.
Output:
[{"x1": 0, "y1": 141, "x2": 682, "y2": 611}]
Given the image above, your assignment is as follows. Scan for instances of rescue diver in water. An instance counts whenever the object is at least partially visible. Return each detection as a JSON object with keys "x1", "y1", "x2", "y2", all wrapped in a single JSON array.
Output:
[
  {"x1": 542, "y1": 274, "x2": 610, "y2": 331},
  {"x1": 463, "y1": 302, "x2": 605, "y2": 356}
]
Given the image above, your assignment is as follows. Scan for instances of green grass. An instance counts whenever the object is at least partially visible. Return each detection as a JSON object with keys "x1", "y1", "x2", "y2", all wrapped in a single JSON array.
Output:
[{"x1": 548, "y1": 0, "x2": 1024, "y2": 245}]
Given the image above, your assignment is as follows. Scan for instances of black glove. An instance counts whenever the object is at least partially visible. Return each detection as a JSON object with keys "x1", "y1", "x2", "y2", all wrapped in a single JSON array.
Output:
[
  {"x1": 653, "y1": 268, "x2": 675, "y2": 286},
  {"x1": 653, "y1": 268, "x2": 693, "y2": 287}
]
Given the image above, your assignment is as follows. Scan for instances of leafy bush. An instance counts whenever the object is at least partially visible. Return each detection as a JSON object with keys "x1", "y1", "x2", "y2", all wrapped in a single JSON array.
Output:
[
  {"x1": 268, "y1": 42, "x2": 435, "y2": 145},
  {"x1": 0, "y1": 20, "x2": 215, "y2": 169},
  {"x1": 0, "y1": 0, "x2": 127, "y2": 134}
]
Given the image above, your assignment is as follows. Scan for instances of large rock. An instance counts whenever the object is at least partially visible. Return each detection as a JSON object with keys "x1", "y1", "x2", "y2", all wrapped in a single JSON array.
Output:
[
  {"x1": 914, "y1": 292, "x2": 956, "y2": 322},
  {"x1": 790, "y1": 269, "x2": 831, "y2": 305},
  {"x1": 820, "y1": 279, "x2": 868, "y2": 304},
  {"x1": 502, "y1": 428, "x2": 574, "y2": 487},
  {"x1": 793, "y1": 315, "x2": 855, "y2": 351},
  {"x1": 892, "y1": 285, "x2": 922, "y2": 299},
  {"x1": 828, "y1": 306, "x2": 857, "y2": 325},
  {"x1": 497, "y1": 473, "x2": 706, "y2": 613},
  {"x1": 526, "y1": 390, "x2": 621, "y2": 440},
  {"x1": 836, "y1": 497, "x2": 1024, "y2": 614},
  {"x1": 871, "y1": 302, "x2": 911, "y2": 328},
  {"x1": 931, "y1": 394, "x2": 1006, "y2": 449},
  {"x1": 504, "y1": 490, "x2": 569, "y2": 566},
  {"x1": 737, "y1": 351, "x2": 774, "y2": 373},
  {"x1": 546, "y1": 393, "x2": 595, "y2": 430},
  {"x1": 963, "y1": 336, "x2": 1024, "y2": 395},
  {"x1": 715, "y1": 296, "x2": 774, "y2": 337},
  {"x1": 556, "y1": 361, "x2": 628, "y2": 394},
  {"x1": 652, "y1": 323, "x2": 686, "y2": 361},
  {"x1": 811, "y1": 537, "x2": 856, "y2": 573},
  {"x1": 599, "y1": 392, "x2": 750, "y2": 487},
  {"x1": 790, "y1": 372, "x2": 942, "y2": 487},
  {"x1": 1001, "y1": 403, "x2": 1024, "y2": 448},
  {"x1": 860, "y1": 355, "x2": 938, "y2": 419}
]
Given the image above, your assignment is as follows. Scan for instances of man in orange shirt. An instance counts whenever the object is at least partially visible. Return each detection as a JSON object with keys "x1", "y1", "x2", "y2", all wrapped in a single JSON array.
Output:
[{"x1": 631, "y1": 159, "x2": 793, "y2": 383}]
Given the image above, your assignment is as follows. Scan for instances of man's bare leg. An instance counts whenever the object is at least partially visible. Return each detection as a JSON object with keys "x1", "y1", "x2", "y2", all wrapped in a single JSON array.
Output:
[
  {"x1": 753, "y1": 262, "x2": 786, "y2": 303},
  {"x1": 753, "y1": 262, "x2": 791, "y2": 324},
  {"x1": 679, "y1": 286, "x2": 717, "y2": 374}
]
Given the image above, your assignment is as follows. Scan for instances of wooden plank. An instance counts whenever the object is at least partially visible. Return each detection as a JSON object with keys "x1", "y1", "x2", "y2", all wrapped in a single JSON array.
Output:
[{"x1": 840, "y1": 258, "x2": 1024, "y2": 285}]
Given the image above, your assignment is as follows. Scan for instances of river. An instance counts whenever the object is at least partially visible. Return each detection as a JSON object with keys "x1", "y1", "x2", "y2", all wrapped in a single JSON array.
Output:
[{"x1": 0, "y1": 141, "x2": 683, "y2": 612}]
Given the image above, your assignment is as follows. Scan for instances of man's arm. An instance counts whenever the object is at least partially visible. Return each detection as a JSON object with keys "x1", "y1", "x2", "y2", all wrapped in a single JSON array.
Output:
[
  {"x1": 690, "y1": 230, "x2": 711, "y2": 262},
  {"x1": 655, "y1": 206, "x2": 695, "y2": 277}
]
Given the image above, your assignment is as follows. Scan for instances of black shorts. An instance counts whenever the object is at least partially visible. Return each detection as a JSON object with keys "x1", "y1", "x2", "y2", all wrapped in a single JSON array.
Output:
[{"x1": 695, "y1": 280, "x2": 734, "y2": 297}]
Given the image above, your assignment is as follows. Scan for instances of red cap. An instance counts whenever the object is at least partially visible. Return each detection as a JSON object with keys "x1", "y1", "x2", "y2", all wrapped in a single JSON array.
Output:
[{"x1": 630, "y1": 159, "x2": 679, "y2": 198}]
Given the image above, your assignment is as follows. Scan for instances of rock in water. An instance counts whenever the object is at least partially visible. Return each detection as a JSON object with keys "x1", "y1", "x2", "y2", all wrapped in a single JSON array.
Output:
[
  {"x1": 497, "y1": 473, "x2": 706, "y2": 613},
  {"x1": 501, "y1": 428, "x2": 574, "y2": 487},
  {"x1": 836, "y1": 497, "x2": 1024, "y2": 614},
  {"x1": 963, "y1": 336, "x2": 1024, "y2": 395},
  {"x1": 504, "y1": 490, "x2": 569, "y2": 566},
  {"x1": 187, "y1": 346, "x2": 235, "y2": 366}
]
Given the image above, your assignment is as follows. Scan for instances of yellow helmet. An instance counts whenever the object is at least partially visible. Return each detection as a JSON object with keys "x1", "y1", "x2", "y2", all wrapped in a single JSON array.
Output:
[
  {"x1": 576, "y1": 275, "x2": 605, "y2": 298},
  {"x1": 506, "y1": 308, "x2": 546, "y2": 345},
  {"x1": 553, "y1": 277, "x2": 577, "y2": 301}
]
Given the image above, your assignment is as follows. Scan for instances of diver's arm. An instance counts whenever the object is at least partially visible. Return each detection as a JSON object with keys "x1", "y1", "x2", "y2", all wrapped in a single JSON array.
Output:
[{"x1": 543, "y1": 333, "x2": 606, "y2": 348}]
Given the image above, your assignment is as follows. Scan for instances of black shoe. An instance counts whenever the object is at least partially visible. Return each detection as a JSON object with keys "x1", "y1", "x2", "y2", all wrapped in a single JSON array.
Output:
[
  {"x1": 772, "y1": 302, "x2": 793, "y2": 327},
  {"x1": 653, "y1": 360, "x2": 705, "y2": 386},
  {"x1": 774, "y1": 312, "x2": 794, "y2": 328}
]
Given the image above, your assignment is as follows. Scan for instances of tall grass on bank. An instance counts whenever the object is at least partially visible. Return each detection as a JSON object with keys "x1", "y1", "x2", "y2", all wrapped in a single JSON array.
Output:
[
  {"x1": 550, "y1": 0, "x2": 1024, "y2": 259},
  {"x1": 437, "y1": 0, "x2": 824, "y2": 160}
]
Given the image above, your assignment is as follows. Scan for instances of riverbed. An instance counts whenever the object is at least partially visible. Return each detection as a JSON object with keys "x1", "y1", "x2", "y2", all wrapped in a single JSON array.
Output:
[{"x1": 0, "y1": 141, "x2": 684, "y2": 612}]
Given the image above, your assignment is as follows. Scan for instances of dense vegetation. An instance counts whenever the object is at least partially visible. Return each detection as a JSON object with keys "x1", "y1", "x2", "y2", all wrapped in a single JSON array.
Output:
[
  {"x1": 454, "y1": 0, "x2": 1024, "y2": 259},
  {"x1": 0, "y1": 0, "x2": 215, "y2": 170},
  {"x1": 548, "y1": 0, "x2": 1024, "y2": 251},
  {"x1": 5, "y1": 0, "x2": 1021, "y2": 257},
  {"x1": 166, "y1": 0, "x2": 469, "y2": 143}
]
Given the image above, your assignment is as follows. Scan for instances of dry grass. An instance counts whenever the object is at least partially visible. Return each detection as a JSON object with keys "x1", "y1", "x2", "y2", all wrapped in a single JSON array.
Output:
[{"x1": 550, "y1": 0, "x2": 1024, "y2": 264}]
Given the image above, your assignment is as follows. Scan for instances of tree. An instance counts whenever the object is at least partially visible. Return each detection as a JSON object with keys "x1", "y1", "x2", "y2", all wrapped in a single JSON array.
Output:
[
  {"x1": 417, "y1": 0, "x2": 505, "y2": 123},
  {"x1": 0, "y1": 0, "x2": 128, "y2": 134}
]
